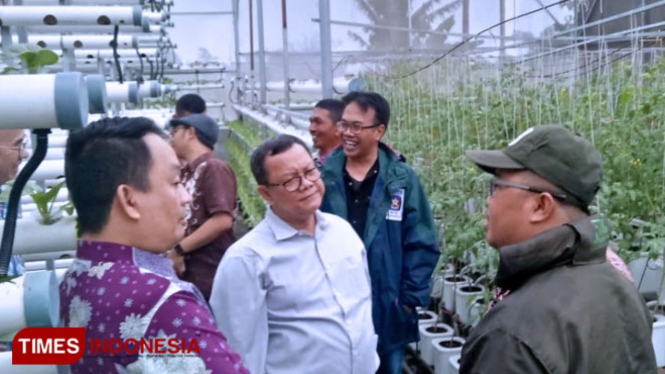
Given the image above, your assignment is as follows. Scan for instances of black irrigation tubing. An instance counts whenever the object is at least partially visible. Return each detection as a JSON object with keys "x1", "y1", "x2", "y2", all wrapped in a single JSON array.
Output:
[
  {"x1": 147, "y1": 58, "x2": 155, "y2": 80},
  {"x1": 391, "y1": 0, "x2": 572, "y2": 80},
  {"x1": 112, "y1": 25, "x2": 124, "y2": 84},
  {"x1": 135, "y1": 46, "x2": 145, "y2": 84}
]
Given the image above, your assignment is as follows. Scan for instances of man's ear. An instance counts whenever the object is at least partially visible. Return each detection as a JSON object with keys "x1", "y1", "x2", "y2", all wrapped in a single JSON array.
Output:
[
  {"x1": 374, "y1": 124, "x2": 386, "y2": 140},
  {"x1": 257, "y1": 185, "x2": 274, "y2": 205},
  {"x1": 530, "y1": 193, "x2": 558, "y2": 223},
  {"x1": 185, "y1": 126, "x2": 197, "y2": 140},
  {"x1": 116, "y1": 184, "x2": 141, "y2": 220}
]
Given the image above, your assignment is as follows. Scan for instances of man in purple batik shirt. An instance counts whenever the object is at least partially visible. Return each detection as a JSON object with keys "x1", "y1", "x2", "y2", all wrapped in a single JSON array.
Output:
[{"x1": 59, "y1": 117, "x2": 249, "y2": 374}]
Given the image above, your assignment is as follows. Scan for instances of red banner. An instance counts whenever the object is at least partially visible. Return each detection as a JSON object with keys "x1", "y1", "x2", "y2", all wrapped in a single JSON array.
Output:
[{"x1": 12, "y1": 327, "x2": 86, "y2": 365}]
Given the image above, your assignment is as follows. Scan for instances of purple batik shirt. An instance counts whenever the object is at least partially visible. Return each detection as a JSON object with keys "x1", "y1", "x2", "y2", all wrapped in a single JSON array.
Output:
[{"x1": 59, "y1": 240, "x2": 249, "y2": 374}]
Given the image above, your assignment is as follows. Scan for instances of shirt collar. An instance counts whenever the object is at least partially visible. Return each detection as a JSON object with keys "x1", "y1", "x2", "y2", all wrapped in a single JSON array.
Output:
[
  {"x1": 76, "y1": 239, "x2": 167, "y2": 268},
  {"x1": 182, "y1": 151, "x2": 214, "y2": 174},
  {"x1": 265, "y1": 207, "x2": 329, "y2": 241}
]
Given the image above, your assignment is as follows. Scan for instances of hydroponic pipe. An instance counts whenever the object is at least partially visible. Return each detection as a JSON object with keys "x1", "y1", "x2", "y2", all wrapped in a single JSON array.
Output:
[{"x1": 0, "y1": 130, "x2": 50, "y2": 277}]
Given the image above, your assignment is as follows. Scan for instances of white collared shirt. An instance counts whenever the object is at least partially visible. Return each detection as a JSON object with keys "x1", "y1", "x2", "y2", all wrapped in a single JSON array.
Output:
[{"x1": 210, "y1": 208, "x2": 379, "y2": 374}]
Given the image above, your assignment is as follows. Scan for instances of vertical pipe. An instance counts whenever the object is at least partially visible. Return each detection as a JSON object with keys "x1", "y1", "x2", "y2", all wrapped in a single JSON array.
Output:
[
  {"x1": 407, "y1": 0, "x2": 412, "y2": 50},
  {"x1": 282, "y1": 0, "x2": 291, "y2": 113},
  {"x1": 257, "y1": 0, "x2": 267, "y2": 105},
  {"x1": 249, "y1": 0, "x2": 254, "y2": 72},
  {"x1": 232, "y1": 0, "x2": 241, "y2": 101},
  {"x1": 499, "y1": 0, "x2": 505, "y2": 60},
  {"x1": 462, "y1": 0, "x2": 470, "y2": 37},
  {"x1": 319, "y1": 0, "x2": 333, "y2": 99}
]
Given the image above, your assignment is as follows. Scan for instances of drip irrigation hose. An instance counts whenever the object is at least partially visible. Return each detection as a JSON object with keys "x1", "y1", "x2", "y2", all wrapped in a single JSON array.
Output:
[
  {"x1": 0, "y1": 129, "x2": 50, "y2": 276},
  {"x1": 112, "y1": 25, "x2": 124, "y2": 84}
]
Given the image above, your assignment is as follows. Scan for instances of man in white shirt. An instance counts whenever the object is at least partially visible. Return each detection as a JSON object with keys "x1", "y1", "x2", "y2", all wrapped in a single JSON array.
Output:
[{"x1": 210, "y1": 134, "x2": 379, "y2": 374}]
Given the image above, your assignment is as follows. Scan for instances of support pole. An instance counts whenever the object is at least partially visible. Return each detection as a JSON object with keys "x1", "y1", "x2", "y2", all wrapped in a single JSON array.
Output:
[
  {"x1": 281, "y1": 0, "x2": 290, "y2": 114},
  {"x1": 256, "y1": 0, "x2": 267, "y2": 105},
  {"x1": 319, "y1": 0, "x2": 333, "y2": 99}
]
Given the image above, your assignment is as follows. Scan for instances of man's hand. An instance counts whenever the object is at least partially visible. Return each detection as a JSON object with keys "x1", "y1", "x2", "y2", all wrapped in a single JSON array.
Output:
[{"x1": 167, "y1": 250, "x2": 186, "y2": 276}]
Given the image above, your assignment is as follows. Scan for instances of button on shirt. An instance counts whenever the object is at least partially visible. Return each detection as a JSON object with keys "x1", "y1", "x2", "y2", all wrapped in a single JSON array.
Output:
[
  {"x1": 343, "y1": 159, "x2": 379, "y2": 238},
  {"x1": 209, "y1": 209, "x2": 379, "y2": 374},
  {"x1": 59, "y1": 240, "x2": 249, "y2": 374}
]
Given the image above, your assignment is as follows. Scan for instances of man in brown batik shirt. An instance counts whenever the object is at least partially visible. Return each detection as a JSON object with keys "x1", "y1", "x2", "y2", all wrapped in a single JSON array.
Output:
[{"x1": 168, "y1": 113, "x2": 238, "y2": 301}]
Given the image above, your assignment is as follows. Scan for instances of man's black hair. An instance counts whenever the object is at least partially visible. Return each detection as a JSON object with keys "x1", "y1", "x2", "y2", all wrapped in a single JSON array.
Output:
[
  {"x1": 175, "y1": 94, "x2": 206, "y2": 115},
  {"x1": 65, "y1": 117, "x2": 166, "y2": 234},
  {"x1": 250, "y1": 134, "x2": 311, "y2": 186},
  {"x1": 314, "y1": 98, "x2": 345, "y2": 124},
  {"x1": 341, "y1": 91, "x2": 391, "y2": 128}
]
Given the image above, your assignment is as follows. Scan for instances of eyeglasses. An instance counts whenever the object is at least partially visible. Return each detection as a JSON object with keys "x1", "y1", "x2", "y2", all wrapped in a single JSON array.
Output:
[
  {"x1": 0, "y1": 138, "x2": 28, "y2": 154},
  {"x1": 489, "y1": 178, "x2": 569, "y2": 201},
  {"x1": 266, "y1": 167, "x2": 321, "y2": 192},
  {"x1": 336, "y1": 121, "x2": 382, "y2": 134}
]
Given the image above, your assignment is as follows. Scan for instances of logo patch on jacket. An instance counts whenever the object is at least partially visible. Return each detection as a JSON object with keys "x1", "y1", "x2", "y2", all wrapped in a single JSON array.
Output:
[{"x1": 386, "y1": 189, "x2": 405, "y2": 221}]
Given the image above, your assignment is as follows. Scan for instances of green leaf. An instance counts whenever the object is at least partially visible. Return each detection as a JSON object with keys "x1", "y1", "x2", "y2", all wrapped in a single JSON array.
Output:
[
  {"x1": 0, "y1": 66, "x2": 20, "y2": 75},
  {"x1": 35, "y1": 49, "x2": 59, "y2": 67}
]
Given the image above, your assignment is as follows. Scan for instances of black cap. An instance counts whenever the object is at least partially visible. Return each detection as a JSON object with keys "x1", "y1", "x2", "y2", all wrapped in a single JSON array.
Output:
[
  {"x1": 466, "y1": 125, "x2": 602, "y2": 207},
  {"x1": 170, "y1": 114, "x2": 219, "y2": 149}
]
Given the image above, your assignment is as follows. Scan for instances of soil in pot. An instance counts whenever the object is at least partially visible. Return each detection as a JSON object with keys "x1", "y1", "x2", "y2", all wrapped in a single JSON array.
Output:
[
  {"x1": 438, "y1": 339, "x2": 464, "y2": 349},
  {"x1": 426, "y1": 325, "x2": 449, "y2": 334},
  {"x1": 460, "y1": 285, "x2": 482, "y2": 293},
  {"x1": 418, "y1": 312, "x2": 432, "y2": 320}
]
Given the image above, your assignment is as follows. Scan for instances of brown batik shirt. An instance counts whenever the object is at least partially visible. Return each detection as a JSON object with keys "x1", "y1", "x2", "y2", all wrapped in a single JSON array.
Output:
[{"x1": 181, "y1": 152, "x2": 238, "y2": 300}]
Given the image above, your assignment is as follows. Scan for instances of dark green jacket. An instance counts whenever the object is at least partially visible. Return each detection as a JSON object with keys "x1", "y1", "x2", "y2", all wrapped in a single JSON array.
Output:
[
  {"x1": 320, "y1": 144, "x2": 440, "y2": 355},
  {"x1": 460, "y1": 216, "x2": 657, "y2": 374}
]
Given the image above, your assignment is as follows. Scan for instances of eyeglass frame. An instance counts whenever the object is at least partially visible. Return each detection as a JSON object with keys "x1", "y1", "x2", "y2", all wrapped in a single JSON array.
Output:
[
  {"x1": 265, "y1": 166, "x2": 322, "y2": 192},
  {"x1": 0, "y1": 137, "x2": 29, "y2": 154},
  {"x1": 489, "y1": 178, "x2": 569, "y2": 201},
  {"x1": 336, "y1": 120, "x2": 383, "y2": 134}
]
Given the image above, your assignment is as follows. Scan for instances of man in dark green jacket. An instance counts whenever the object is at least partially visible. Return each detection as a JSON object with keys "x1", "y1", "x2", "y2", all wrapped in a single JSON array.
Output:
[
  {"x1": 461, "y1": 125, "x2": 656, "y2": 373},
  {"x1": 320, "y1": 91, "x2": 439, "y2": 374}
]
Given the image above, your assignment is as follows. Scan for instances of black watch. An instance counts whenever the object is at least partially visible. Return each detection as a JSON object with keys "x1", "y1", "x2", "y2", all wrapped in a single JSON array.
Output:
[{"x1": 173, "y1": 244, "x2": 186, "y2": 256}]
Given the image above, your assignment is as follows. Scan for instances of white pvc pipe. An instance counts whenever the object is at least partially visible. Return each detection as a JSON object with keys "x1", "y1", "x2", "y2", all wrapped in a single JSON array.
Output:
[
  {"x1": 24, "y1": 23, "x2": 162, "y2": 34},
  {"x1": 26, "y1": 34, "x2": 136, "y2": 50},
  {"x1": 41, "y1": 147, "x2": 65, "y2": 161},
  {"x1": 74, "y1": 48, "x2": 158, "y2": 59},
  {"x1": 233, "y1": 104, "x2": 313, "y2": 148},
  {"x1": 30, "y1": 160, "x2": 64, "y2": 181},
  {"x1": 21, "y1": 0, "x2": 143, "y2": 4},
  {"x1": 0, "y1": 216, "x2": 76, "y2": 255},
  {"x1": 106, "y1": 82, "x2": 138, "y2": 104},
  {"x1": 254, "y1": 77, "x2": 363, "y2": 95},
  {"x1": 0, "y1": 352, "x2": 59, "y2": 374},
  {"x1": 0, "y1": 73, "x2": 88, "y2": 131},
  {"x1": 0, "y1": 6, "x2": 143, "y2": 26},
  {"x1": 0, "y1": 276, "x2": 26, "y2": 336}
]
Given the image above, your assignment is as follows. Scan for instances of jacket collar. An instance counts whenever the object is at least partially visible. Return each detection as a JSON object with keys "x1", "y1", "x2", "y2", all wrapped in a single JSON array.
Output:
[{"x1": 495, "y1": 215, "x2": 609, "y2": 290}]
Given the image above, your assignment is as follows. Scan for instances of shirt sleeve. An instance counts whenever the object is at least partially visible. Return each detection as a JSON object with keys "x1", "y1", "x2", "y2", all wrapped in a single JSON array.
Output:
[
  {"x1": 145, "y1": 290, "x2": 250, "y2": 374},
  {"x1": 210, "y1": 249, "x2": 269, "y2": 374},
  {"x1": 459, "y1": 328, "x2": 549, "y2": 374},
  {"x1": 201, "y1": 160, "x2": 237, "y2": 217}
]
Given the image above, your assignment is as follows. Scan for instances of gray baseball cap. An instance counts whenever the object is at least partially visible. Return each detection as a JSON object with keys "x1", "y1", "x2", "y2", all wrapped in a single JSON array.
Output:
[{"x1": 170, "y1": 113, "x2": 219, "y2": 149}]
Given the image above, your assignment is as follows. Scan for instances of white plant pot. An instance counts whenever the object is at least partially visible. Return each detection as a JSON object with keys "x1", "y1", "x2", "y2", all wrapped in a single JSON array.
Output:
[
  {"x1": 627, "y1": 254, "x2": 663, "y2": 299},
  {"x1": 419, "y1": 323, "x2": 453, "y2": 367},
  {"x1": 431, "y1": 264, "x2": 455, "y2": 298},
  {"x1": 653, "y1": 313, "x2": 665, "y2": 367},
  {"x1": 409, "y1": 310, "x2": 437, "y2": 351},
  {"x1": 442, "y1": 275, "x2": 470, "y2": 313},
  {"x1": 467, "y1": 298, "x2": 487, "y2": 327},
  {"x1": 448, "y1": 354, "x2": 461, "y2": 374},
  {"x1": 433, "y1": 337, "x2": 465, "y2": 374},
  {"x1": 455, "y1": 284, "x2": 485, "y2": 325}
]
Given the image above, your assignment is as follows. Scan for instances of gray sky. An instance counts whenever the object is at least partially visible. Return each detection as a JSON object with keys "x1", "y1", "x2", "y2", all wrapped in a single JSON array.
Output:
[{"x1": 169, "y1": 1, "x2": 571, "y2": 65}]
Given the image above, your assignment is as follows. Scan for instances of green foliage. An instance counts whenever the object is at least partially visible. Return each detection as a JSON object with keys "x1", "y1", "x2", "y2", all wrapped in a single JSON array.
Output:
[
  {"x1": 226, "y1": 120, "x2": 266, "y2": 228},
  {"x1": 1, "y1": 45, "x2": 59, "y2": 74},
  {"x1": 29, "y1": 180, "x2": 72, "y2": 225},
  {"x1": 364, "y1": 56, "x2": 665, "y2": 268}
]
